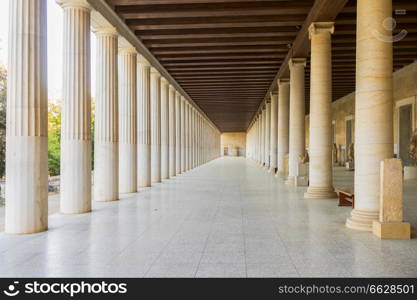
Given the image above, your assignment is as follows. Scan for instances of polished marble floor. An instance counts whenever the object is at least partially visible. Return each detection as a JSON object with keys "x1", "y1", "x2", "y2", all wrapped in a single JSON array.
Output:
[{"x1": 0, "y1": 157, "x2": 416, "y2": 277}]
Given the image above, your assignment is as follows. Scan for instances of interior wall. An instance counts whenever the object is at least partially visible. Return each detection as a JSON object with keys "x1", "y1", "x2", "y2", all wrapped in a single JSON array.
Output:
[
  {"x1": 221, "y1": 132, "x2": 247, "y2": 157},
  {"x1": 305, "y1": 60, "x2": 417, "y2": 165}
]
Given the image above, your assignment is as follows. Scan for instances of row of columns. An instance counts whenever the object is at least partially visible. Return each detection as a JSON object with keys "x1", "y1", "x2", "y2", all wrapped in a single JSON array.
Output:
[
  {"x1": 5, "y1": 0, "x2": 220, "y2": 234},
  {"x1": 247, "y1": 0, "x2": 394, "y2": 232}
]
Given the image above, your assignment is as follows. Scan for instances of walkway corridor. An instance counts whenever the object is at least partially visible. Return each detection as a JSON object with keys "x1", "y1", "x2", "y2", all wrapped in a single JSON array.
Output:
[{"x1": 1, "y1": 157, "x2": 416, "y2": 278}]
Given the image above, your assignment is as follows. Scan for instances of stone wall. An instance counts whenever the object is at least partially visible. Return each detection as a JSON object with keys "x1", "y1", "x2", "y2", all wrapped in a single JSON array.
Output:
[
  {"x1": 305, "y1": 60, "x2": 417, "y2": 165},
  {"x1": 221, "y1": 132, "x2": 247, "y2": 157}
]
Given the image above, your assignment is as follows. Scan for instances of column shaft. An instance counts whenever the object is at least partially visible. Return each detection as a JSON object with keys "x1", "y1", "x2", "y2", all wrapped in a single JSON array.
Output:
[
  {"x1": 286, "y1": 58, "x2": 306, "y2": 185},
  {"x1": 160, "y1": 78, "x2": 169, "y2": 180},
  {"x1": 94, "y1": 28, "x2": 119, "y2": 202},
  {"x1": 137, "y1": 57, "x2": 151, "y2": 187},
  {"x1": 59, "y1": 0, "x2": 92, "y2": 213},
  {"x1": 118, "y1": 47, "x2": 137, "y2": 193},
  {"x1": 264, "y1": 102, "x2": 271, "y2": 169},
  {"x1": 277, "y1": 79, "x2": 290, "y2": 175},
  {"x1": 305, "y1": 22, "x2": 337, "y2": 199},
  {"x1": 6, "y1": 0, "x2": 48, "y2": 233},
  {"x1": 150, "y1": 69, "x2": 161, "y2": 183},
  {"x1": 346, "y1": 0, "x2": 394, "y2": 231},
  {"x1": 175, "y1": 92, "x2": 182, "y2": 174},
  {"x1": 180, "y1": 98, "x2": 186, "y2": 172},
  {"x1": 269, "y1": 93, "x2": 278, "y2": 172},
  {"x1": 168, "y1": 86, "x2": 176, "y2": 177}
]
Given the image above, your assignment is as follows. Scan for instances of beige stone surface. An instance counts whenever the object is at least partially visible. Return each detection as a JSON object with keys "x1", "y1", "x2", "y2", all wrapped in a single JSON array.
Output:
[
  {"x1": 221, "y1": 132, "x2": 246, "y2": 157},
  {"x1": 380, "y1": 158, "x2": 403, "y2": 222},
  {"x1": 372, "y1": 221, "x2": 411, "y2": 239}
]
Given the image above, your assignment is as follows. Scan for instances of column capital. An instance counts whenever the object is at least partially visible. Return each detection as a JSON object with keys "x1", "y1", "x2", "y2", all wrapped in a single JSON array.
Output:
[
  {"x1": 150, "y1": 67, "x2": 161, "y2": 77},
  {"x1": 169, "y1": 84, "x2": 176, "y2": 91},
  {"x1": 289, "y1": 58, "x2": 307, "y2": 69},
  {"x1": 161, "y1": 77, "x2": 169, "y2": 86},
  {"x1": 278, "y1": 78, "x2": 290, "y2": 85},
  {"x1": 270, "y1": 91, "x2": 278, "y2": 97},
  {"x1": 138, "y1": 55, "x2": 150, "y2": 67},
  {"x1": 308, "y1": 22, "x2": 335, "y2": 39},
  {"x1": 93, "y1": 26, "x2": 118, "y2": 37},
  {"x1": 176, "y1": 91, "x2": 182, "y2": 97},
  {"x1": 56, "y1": 0, "x2": 91, "y2": 10},
  {"x1": 118, "y1": 46, "x2": 136, "y2": 55}
]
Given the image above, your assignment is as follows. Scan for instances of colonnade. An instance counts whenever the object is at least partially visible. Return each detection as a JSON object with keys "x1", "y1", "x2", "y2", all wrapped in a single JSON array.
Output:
[
  {"x1": 5, "y1": 0, "x2": 220, "y2": 234},
  {"x1": 247, "y1": 0, "x2": 394, "y2": 232}
]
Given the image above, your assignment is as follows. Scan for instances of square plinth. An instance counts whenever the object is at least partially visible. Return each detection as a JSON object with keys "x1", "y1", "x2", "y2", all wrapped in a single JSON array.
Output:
[{"x1": 372, "y1": 221, "x2": 411, "y2": 240}]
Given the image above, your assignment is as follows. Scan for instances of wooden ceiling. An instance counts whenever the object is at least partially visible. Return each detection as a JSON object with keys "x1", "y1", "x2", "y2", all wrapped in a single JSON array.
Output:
[{"x1": 107, "y1": 0, "x2": 417, "y2": 132}]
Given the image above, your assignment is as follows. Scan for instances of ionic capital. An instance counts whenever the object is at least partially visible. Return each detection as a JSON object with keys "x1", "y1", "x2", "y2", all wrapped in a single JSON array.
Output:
[
  {"x1": 308, "y1": 22, "x2": 335, "y2": 39},
  {"x1": 56, "y1": 0, "x2": 91, "y2": 10}
]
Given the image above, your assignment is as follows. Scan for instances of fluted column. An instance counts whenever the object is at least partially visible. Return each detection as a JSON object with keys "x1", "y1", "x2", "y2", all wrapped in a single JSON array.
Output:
[
  {"x1": 175, "y1": 92, "x2": 182, "y2": 175},
  {"x1": 346, "y1": 0, "x2": 394, "y2": 231},
  {"x1": 269, "y1": 92, "x2": 278, "y2": 172},
  {"x1": 305, "y1": 22, "x2": 337, "y2": 199},
  {"x1": 264, "y1": 101, "x2": 271, "y2": 169},
  {"x1": 59, "y1": 0, "x2": 92, "y2": 213},
  {"x1": 94, "y1": 27, "x2": 119, "y2": 202},
  {"x1": 118, "y1": 46, "x2": 137, "y2": 194},
  {"x1": 137, "y1": 56, "x2": 151, "y2": 188},
  {"x1": 185, "y1": 104, "x2": 190, "y2": 170},
  {"x1": 6, "y1": 0, "x2": 48, "y2": 233},
  {"x1": 150, "y1": 68, "x2": 161, "y2": 183},
  {"x1": 260, "y1": 108, "x2": 265, "y2": 166},
  {"x1": 180, "y1": 97, "x2": 186, "y2": 173},
  {"x1": 160, "y1": 78, "x2": 169, "y2": 180},
  {"x1": 277, "y1": 79, "x2": 290, "y2": 175},
  {"x1": 168, "y1": 85, "x2": 176, "y2": 178},
  {"x1": 286, "y1": 58, "x2": 306, "y2": 185}
]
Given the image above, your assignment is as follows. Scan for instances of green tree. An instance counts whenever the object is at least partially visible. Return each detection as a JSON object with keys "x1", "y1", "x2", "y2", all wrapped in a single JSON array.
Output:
[{"x1": 48, "y1": 101, "x2": 61, "y2": 176}]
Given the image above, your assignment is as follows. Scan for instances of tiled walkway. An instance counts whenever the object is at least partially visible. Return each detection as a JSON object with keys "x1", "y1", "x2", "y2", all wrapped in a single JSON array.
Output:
[{"x1": 0, "y1": 157, "x2": 416, "y2": 277}]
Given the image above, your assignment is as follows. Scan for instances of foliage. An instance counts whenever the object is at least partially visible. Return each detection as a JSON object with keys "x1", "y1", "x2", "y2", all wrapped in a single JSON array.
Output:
[{"x1": 48, "y1": 101, "x2": 61, "y2": 176}]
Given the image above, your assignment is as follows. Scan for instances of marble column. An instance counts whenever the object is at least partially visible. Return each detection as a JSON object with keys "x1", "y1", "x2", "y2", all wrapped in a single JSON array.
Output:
[
  {"x1": 277, "y1": 79, "x2": 290, "y2": 175},
  {"x1": 94, "y1": 27, "x2": 119, "y2": 202},
  {"x1": 160, "y1": 78, "x2": 169, "y2": 180},
  {"x1": 168, "y1": 85, "x2": 176, "y2": 178},
  {"x1": 185, "y1": 103, "x2": 190, "y2": 171},
  {"x1": 286, "y1": 58, "x2": 306, "y2": 185},
  {"x1": 58, "y1": 0, "x2": 92, "y2": 213},
  {"x1": 269, "y1": 92, "x2": 278, "y2": 173},
  {"x1": 6, "y1": 0, "x2": 48, "y2": 233},
  {"x1": 260, "y1": 110, "x2": 265, "y2": 165},
  {"x1": 180, "y1": 97, "x2": 186, "y2": 172},
  {"x1": 118, "y1": 46, "x2": 137, "y2": 194},
  {"x1": 264, "y1": 101, "x2": 271, "y2": 169},
  {"x1": 346, "y1": 0, "x2": 394, "y2": 231},
  {"x1": 175, "y1": 92, "x2": 182, "y2": 175},
  {"x1": 150, "y1": 68, "x2": 161, "y2": 183},
  {"x1": 305, "y1": 22, "x2": 337, "y2": 199},
  {"x1": 137, "y1": 56, "x2": 151, "y2": 188}
]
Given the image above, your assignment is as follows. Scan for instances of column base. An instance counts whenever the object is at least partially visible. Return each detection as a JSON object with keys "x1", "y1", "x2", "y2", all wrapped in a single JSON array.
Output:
[
  {"x1": 304, "y1": 186, "x2": 337, "y2": 199},
  {"x1": 268, "y1": 167, "x2": 277, "y2": 173},
  {"x1": 346, "y1": 209, "x2": 379, "y2": 231},
  {"x1": 285, "y1": 176, "x2": 295, "y2": 185}
]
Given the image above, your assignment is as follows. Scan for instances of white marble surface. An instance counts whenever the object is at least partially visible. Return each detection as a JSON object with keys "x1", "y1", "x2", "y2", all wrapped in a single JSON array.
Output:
[{"x1": 0, "y1": 157, "x2": 417, "y2": 277}]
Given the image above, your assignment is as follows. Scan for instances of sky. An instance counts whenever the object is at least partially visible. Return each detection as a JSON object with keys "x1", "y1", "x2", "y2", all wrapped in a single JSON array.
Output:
[{"x1": 0, "y1": 0, "x2": 97, "y2": 100}]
